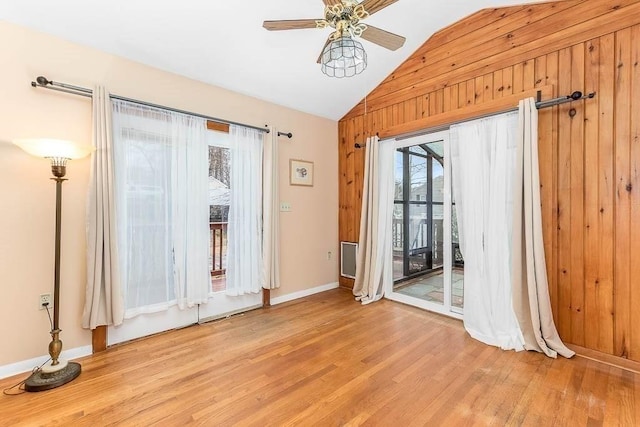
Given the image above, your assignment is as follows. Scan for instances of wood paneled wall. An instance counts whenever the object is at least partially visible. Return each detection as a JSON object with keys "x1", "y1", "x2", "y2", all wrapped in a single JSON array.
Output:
[{"x1": 338, "y1": 0, "x2": 640, "y2": 362}]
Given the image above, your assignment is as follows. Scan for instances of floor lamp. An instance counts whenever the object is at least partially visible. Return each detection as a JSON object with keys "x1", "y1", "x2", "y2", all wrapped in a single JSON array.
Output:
[{"x1": 13, "y1": 138, "x2": 93, "y2": 392}]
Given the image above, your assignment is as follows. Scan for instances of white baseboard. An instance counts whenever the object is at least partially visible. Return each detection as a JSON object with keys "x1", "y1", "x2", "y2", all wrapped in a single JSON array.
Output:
[
  {"x1": 0, "y1": 345, "x2": 92, "y2": 380},
  {"x1": 271, "y1": 282, "x2": 339, "y2": 306}
]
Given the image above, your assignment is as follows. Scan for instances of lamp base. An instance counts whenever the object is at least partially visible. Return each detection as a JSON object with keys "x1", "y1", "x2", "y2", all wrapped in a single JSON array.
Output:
[{"x1": 24, "y1": 361, "x2": 81, "y2": 392}]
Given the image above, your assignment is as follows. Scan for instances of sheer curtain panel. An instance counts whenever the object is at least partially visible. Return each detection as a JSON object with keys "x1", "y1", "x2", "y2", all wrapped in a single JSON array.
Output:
[
  {"x1": 83, "y1": 86, "x2": 124, "y2": 329},
  {"x1": 353, "y1": 136, "x2": 395, "y2": 304},
  {"x1": 226, "y1": 125, "x2": 264, "y2": 296},
  {"x1": 171, "y1": 114, "x2": 210, "y2": 309},
  {"x1": 450, "y1": 112, "x2": 525, "y2": 351},
  {"x1": 112, "y1": 100, "x2": 209, "y2": 318}
]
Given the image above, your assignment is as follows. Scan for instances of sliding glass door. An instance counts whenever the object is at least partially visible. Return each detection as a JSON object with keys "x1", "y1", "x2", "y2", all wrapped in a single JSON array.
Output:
[{"x1": 387, "y1": 130, "x2": 464, "y2": 318}]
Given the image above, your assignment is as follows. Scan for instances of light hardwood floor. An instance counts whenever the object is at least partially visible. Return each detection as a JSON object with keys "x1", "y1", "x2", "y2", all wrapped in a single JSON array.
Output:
[{"x1": 1, "y1": 288, "x2": 638, "y2": 426}]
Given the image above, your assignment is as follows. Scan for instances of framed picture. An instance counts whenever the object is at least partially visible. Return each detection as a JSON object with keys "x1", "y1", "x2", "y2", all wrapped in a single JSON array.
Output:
[{"x1": 289, "y1": 159, "x2": 314, "y2": 187}]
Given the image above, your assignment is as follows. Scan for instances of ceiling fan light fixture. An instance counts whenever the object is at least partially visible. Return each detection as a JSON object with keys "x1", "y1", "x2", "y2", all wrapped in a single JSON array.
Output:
[{"x1": 321, "y1": 35, "x2": 367, "y2": 78}]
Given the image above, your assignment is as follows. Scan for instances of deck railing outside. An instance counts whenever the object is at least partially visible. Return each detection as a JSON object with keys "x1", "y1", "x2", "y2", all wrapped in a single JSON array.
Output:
[{"x1": 210, "y1": 222, "x2": 227, "y2": 277}]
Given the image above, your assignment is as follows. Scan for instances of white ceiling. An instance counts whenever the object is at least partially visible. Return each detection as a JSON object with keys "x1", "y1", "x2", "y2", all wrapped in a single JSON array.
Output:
[{"x1": 1, "y1": 0, "x2": 542, "y2": 121}]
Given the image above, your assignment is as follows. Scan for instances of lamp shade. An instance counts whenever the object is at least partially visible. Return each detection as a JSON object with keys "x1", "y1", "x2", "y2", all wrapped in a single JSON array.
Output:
[
  {"x1": 321, "y1": 35, "x2": 367, "y2": 78},
  {"x1": 13, "y1": 138, "x2": 93, "y2": 160}
]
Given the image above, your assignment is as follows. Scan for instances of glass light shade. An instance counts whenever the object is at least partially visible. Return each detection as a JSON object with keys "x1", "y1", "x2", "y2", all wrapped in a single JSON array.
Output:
[
  {"x1": 13, "y1": 138, "x2": 94, "y2": 160},
  {"x1": 321, "y1": 36, "x2": 367, "y2": 78}
]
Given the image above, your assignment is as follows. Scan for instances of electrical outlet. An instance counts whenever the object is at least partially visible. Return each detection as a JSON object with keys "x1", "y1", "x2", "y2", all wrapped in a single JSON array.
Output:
[
  {"x1": 327, "y1": 251, "x2": 332, "y2": 260},
  {"x1": 39, "y1": 293, "x2": 51, "y2": 310}
]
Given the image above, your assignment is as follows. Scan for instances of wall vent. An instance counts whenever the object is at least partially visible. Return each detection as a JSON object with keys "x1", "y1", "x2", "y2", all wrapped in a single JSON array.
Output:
[{"x1": 340, "y1": 242, "x2": 358, "y2": 279}]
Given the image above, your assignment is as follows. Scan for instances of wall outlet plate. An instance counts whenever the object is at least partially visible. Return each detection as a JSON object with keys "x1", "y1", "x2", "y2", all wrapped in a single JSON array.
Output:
[{"x1": 39, "y1": 293, "x2": 51, "y2": 310}]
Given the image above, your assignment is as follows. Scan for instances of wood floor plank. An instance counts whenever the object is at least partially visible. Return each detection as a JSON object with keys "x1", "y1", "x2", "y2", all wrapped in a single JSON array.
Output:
[{"x1": 2, "y1": 289, "x2": 640, "y2": 426}]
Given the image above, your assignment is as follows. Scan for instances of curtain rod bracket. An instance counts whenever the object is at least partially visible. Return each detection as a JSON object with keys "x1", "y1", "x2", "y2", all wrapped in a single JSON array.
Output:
[
  {"x1": 535, "y1": 91, "x2": 596, "y2": 110},
  {"x1": 355, "y1": 143, "x2": 365, "y2": 149},
  {"x1": 277, "y1": 131, "x2": 293, "y2": 139}
]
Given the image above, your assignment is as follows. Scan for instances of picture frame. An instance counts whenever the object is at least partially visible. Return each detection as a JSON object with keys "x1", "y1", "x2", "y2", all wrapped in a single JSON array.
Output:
[{"x1": 289, "y1": 159, "x2": 314, "y2": 187}]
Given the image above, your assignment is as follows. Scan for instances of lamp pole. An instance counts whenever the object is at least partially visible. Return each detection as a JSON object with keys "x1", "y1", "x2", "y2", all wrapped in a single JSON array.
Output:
[
  {"x1": 13, "y1": 139, "x2": 92, "y2": 392},
  {"x1": 49, "y1": 164, "x2": 67, "y2": 367}
]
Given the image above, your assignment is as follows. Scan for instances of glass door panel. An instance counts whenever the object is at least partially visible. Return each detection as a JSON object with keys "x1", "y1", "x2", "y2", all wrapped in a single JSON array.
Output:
[{"x1": 386, "y1": 130, "x2": 462, "y2": 320}]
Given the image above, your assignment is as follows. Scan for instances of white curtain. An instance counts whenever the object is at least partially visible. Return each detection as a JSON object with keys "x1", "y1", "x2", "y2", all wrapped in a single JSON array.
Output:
[
  {"x1": 450, "y1": 112, "x2": 525, "y2": 351},
  {"x1": 82, "y1": 86, "x2": 125, "y2": 329},
  {"x1": 353, "y1": 136, "x2": 395, "y2": 304},
  {"x1": 171, "y1": 114, "x2": 210, "y2": 309},
  {"x1": 112, "y1": 100, "x2": 209, "y2": 317},
  {"x1": 262, "y1": 126, "x2": 280, "y2": 290},
  {"x1": 226, "y1": 125, "x2": 264, "y2": 295},
  {"x1": 511, "y1": 98, "x2": 574, "y2": 358}
]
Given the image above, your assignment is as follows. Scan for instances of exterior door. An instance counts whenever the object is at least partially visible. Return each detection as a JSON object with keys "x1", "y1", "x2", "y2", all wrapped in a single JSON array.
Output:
[{"x1": 387, "y1": 130, "x2": 464, "y2": 318}]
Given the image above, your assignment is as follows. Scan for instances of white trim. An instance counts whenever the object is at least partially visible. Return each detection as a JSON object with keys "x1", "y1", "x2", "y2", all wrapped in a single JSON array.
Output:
[
  {"x1": 198, "y1": 291, "x2": 262, "y2": 321},
  {"x1": 108, "y1": 304, "x2": 198, "y2": 346},
  {"x1": 198, "y1": 303, "x2": 263, "y2": 324},
  {"x1": 0, "y1": 345, "x2": 92, "y2": 380},
  {"x1": 271, "y1": 282, "x2": 339, "y2": 306},
  {"x1": 385, "y1": 292, "x2": 463, "y2": 321}
]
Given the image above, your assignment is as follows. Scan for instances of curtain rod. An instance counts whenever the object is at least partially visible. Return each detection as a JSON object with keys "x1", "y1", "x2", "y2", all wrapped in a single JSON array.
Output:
[
  {"x1": 31, "y1": 76, "x2": 270, "y2": 134},
  {"x1": 355, "y1": 90, "x2": 596, "y2": 147}
]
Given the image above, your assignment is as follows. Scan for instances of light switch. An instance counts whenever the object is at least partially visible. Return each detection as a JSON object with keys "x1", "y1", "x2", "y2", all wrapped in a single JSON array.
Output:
[{"x1": 280, "y1": 202, "x2": 292, "y2": 212}]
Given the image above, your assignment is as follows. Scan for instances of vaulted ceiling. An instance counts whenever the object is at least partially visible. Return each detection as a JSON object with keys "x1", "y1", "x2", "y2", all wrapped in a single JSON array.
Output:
[{"x1": 1, "y1": 0, "x2": 546, "y2": 120}]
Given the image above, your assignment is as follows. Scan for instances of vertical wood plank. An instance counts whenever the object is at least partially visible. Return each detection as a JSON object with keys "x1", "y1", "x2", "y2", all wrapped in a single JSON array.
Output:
[
  {"x1": 345, "y1": 118, "x2": 356, "y2": 242},
  {"x1": 535, "y1": 55, "x2": 547, "y2": 88},
  {"x1": 475, "y1": 76, "x2": 484, "y2": 103},
  {"x1": 405, "y1": 98, "x2": 417, "y2": 122},
  {"x1": 376, "y1": 109, "x2": 384, "y2": 132},
  {"x1": 493, "y1": 69, "x2": 504, "y2": 98},
  {"x1": 557, "y1": 47, "x2": 573, "y2": 341},
  {"x1": 392, "y1": 104, "x2": 400, "y2": 127},
  {"x1": 429, "y1": 90, "x2": 437, "y2": 116},
  {"x1": 523, "y1": 59, "x2": 536, "y2": 90},
  {"x1": 355, "y1": 114, "x2": 365, "y2": 237},
  {"x1": 598, "y1": 33, "x2": 616, "y2": 355},
  {"x1": 583, "y1": 38, "x2": 601, "y2": 352},
  {"x1": 503, "y1": 66, "x2": 514, "y2": 97},
  {"x1": 421, "y1": 94, "x2": 430, "y2": 118},
  {"x1": 435, "y1": 89, "x2": 444, "y2": 115},
  {"x1": 443, "y1": 86, "x2": 452, "y2": 113},
  {"x1": 629, "y1": 24, "x2": 640, "y2": 361},
  {"x1": 458, "y1": 82, "x2": 467, "y2": 109},
  {"x1": 513, "y1": 62, "x2": 524, "y2": 93},
  {"x1": 483, "y1": 73, "x2": 494, "y2": 103},
  {"x1": 383, "y1": 106, "x2": 391, "y2": 130},
  {"x1": 466, "y1": 79, "x2": 475, "y2": 106},
  {"x1": 569, "y1": 42, "x2": 585, "y2": 347},
  {"x1": 449, "y1": 85, "x2": 459, "y2": 114},
  {"x1": 614, "y1": 28, "x2": 632, "y2": 359},
  {"x1": 546, "y1": 51, "x2": 560, "y2": 321}
]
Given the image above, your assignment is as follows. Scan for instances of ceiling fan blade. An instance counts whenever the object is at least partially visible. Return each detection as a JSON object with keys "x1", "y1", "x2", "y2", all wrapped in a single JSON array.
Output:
[
  {"x1": 322, "y1": 0, "x2": 342, "y2": 5},
  {"x1": 263, "y1": 19, "x2": 321, "y2": 31},
  {"x1": 360, "y1": 25, "x2": 406, "y2": 50},
  {"x1": 317, "y1": 36, "x2": 333, "y2": 64},
  {"x1": 360, "y1": 0, "x2": 399, "y2": 16}
]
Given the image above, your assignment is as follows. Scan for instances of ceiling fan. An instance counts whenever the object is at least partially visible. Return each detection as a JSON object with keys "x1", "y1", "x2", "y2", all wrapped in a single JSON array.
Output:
[{"x1": 263, "y1": 0, "x2": 405, "y2": 70}]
